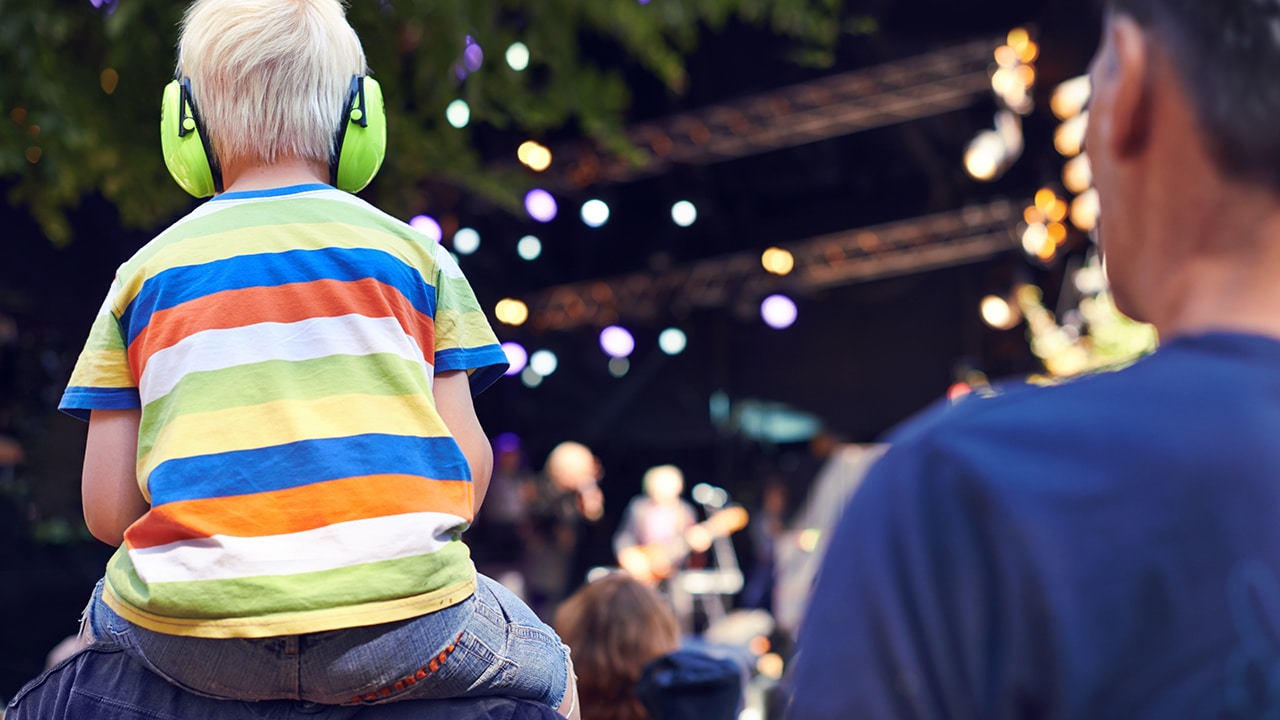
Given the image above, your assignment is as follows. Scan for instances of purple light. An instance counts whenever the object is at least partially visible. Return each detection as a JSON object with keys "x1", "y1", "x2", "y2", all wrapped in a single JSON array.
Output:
[
  {"x1": 410, "y1": 215, "x2": 443, "y2": 242},
  {"x1": 502, "y1": 342, "x2": 528, "y2": 375},
  {"x1": 599, "y1": 326, "x2": 635, "y2": 358},
  {"x1": 463, "y1": 44, "x2": 485, "y2": 72},
  {"x1": 524, "y1": 189, "x2": 558, "y2": 223},
  {"x1": 761, "y1": 294, "x2": 798, "y2": 329}
]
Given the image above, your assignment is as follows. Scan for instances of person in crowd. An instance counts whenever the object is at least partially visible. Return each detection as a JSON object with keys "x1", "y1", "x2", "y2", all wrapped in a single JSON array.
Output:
[
  {"x1": 613, "y1": 464, "x2": 704, "y2": 586},
  {"x1": 790, "y1": 1, "x2": 1280, "y2": 717},
  {"x1": 554, "y1": 573, "x2": 739, "y2": 720},
  {"x1": 525, "y1": 441, "x2": 605, "y2": 619},
  {"x1": 469, "y1": 432, "x2": 536, "y2": 590},
  {"x1": 55, "y1": 0, "x2": 576, "y2": 715}
]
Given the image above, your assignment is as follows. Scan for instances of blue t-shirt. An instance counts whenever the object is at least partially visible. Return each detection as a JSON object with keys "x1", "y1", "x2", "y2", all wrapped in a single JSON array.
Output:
[{"x1": 789, "y1": 333, "x2": 1280, "y2": 720}]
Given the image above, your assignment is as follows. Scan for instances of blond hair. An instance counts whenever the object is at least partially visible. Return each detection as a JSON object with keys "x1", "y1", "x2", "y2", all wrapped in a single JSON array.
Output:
[
  {"x1": 554, "y1": 573, "x2": 681, "y2": 720},
  {"x1": 177, "y1": 0, "x2": 367, "y2": 168}
]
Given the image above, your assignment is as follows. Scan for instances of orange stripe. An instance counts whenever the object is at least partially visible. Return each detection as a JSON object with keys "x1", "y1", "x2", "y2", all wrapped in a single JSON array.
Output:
[
  {"x1": 128, "y1": 279, "x2": 435, "y2": 377},
  {"x1": 125, "y1": 475, "x2": 472, "y2": 549}
]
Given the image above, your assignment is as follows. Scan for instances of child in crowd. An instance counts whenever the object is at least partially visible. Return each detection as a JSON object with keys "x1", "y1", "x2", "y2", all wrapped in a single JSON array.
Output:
[{"x1": 59, "y1": 0, "x2": 576, "y2": 716}]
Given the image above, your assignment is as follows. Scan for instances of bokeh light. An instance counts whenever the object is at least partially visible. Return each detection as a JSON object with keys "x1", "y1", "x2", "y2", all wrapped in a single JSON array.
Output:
[
  {"x1": 761, "y1": 247, "x2": 795, "y2": 276},
  {"x1": 521, "y1": 366, "x2": 543, "y2": 388},
  {"x1": 599, "y1": 326, "x2": 635, "y2": 358},
  {"x1": 671, "y1": 200, "x2": 697, "y2": 227},
  {"x1": 495, "y1": 298, "x2": 529, "y2": 326},
  {"x1": 452, "y1": 227, "x2": 480, "y2": 255},
  {"x1": 608, "y1": 357, "x2": 630, "y2": 377},
  {"x1": 409, "y1": 215, "x2": 442, "y2": 242},
  {"x1": 501, "y1": 342, "x2": 528, "y2": 376},
  {"x1": 980, "y1": 295, "x2": 1020, "y2": 330},
  {"x1": 525, "y1": 189, "x2": 558, "y2": 223},
  {"x1": 658, "y1": 327, "x2": 687, "y2": 355},
  {"x1": 518, "y1": 140, "x2": 552, "y2": 172},
  {"x1": 530, "y1": 349, "x2": 558, "y2": 377},
  {"x1": 445, "y1": 99, "x2": 470, "y2": 129},
  {"x1": 580, "y1": 199, "x2": 610, "y2": 228},
  {"x1": 506, "y1": 42, "x2": 530, "y2": 71},
  {"x1": 517, "y1": 235, "x2": 543, "y2": 261},
  {"x1": 761, "y1": 295, "x2": 798, "y2": 329},
  {"x1": 463, "y1": 37, "x2": 484, "y2": 72}
]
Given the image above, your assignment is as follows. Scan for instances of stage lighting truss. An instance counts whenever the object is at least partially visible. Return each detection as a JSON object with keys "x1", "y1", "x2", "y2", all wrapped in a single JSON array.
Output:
[
  {"x1": 547, "y1": 38, "x2": 1002, "y2": 189},
  {"x1": 526, "y1": 200, "x2": 1021, "y2": 331}
]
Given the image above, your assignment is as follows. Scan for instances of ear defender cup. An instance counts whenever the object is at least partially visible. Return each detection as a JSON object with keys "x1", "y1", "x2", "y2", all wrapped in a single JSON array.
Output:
[
  {"x1": 332, "y1": 76, "x2": 387, "y2": 193},
  {"x1": 159, "y1": 78, "x2": 221, "y2": 198}
]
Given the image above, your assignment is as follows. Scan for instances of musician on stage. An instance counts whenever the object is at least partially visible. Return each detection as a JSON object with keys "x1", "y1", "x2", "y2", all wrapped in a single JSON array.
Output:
[{"x1": 613, "y1": 464, "x2": 712, "y2": 586}]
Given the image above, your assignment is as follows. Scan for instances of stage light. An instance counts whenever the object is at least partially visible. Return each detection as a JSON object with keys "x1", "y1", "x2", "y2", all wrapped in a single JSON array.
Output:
[
  {"x1": 409, "y1": 215, "x2": 443, "y2": 242},
  {"x1": 445, "y1": 99, "x2": 470, "y2": 129},
  {"x1": 1071, "y1": 188, "x2": 1101, "y2": 232},
  {"x1": 1063, "y1": 154, "x2": 1093, "y2": 195},
  {"x1": 608, "y1": 357, "x2": 630, "y2": 377},
  {"x1": 1051, "y1": 75, "x2": 1091, "y2": 121},
  {"x1": 671, "y1": 200, "x2": 697, "y2": 227},
  {"x1": 517, "y1": 140, "x2": 552, "y2": 172},
  {"x1": 599, "y1": 326, "x2": 635, "y2": 358},
  {"x1": 495, "y1": 298, "x2": 529, "y2": 326},
  {"x1": 525, "y1": 189, "x2": 557, "y2": 223},
  {"x1": 580, "y1": 199, "x2": 610, "y2": 228},
  {"x1": 530, "y1": 350, "x2": 558, "y2": 377},
  {"x1": 517, "y1": 235, "x2": 542, "y2": 261},
  {"x1": 520, "y1": 366, "x2": 543, "y2": 387},
  {"x1": 506, "y1": 42, "x2": 530, "y2": 71},
  {"x1": 981, "y1": 295, "x2": 1023, "y2": 331},
  {"x1": 761, "y1": 247, "x2": 795, "y2": 276},
  {"x1": 1055, "y1": 112, "x2": 1088, "y2": 157},
  {"x1": 964, "y1": 130, "x2": 1004, "y2": 181},
  {"x1": 452, "y1": 227, "x2": 480, "y2": 255},
  {"x1": 761, "y1": 295, "x2": 797, "y2": 329},
  {"x1": 501, "y1": 342, "x2": 528, "y2": 375},
  {"x1": 658, "y1": 328, "x2": 687, "y2": 355},
  {"x1": 1022, "y1": 223, "x2": 1050, "y2": 257}
]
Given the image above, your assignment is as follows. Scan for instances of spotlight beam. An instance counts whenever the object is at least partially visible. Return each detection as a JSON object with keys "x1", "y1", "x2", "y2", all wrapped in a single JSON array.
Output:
[{"x1": 524, "y1": 200, "x2": 1021, "y2": 331}]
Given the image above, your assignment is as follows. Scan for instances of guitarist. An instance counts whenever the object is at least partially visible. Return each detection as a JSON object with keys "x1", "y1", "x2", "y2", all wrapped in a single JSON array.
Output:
[{"x1": 613, "y1": 464, "x2": 710, "y2": 586}]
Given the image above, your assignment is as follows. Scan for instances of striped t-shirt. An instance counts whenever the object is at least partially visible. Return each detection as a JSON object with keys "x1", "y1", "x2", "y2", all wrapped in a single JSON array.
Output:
[{"x1": 60, "y1": 184, "x2": 509, "y2": 638}]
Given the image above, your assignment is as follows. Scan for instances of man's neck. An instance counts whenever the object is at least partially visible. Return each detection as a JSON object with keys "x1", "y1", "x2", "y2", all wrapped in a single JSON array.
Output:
[
  {"x1": 218, "y1": 156, "x2": 329, "y2": 195},
  {"x1": 1155, "y1": 207, "x2": 1280, "y2": 342}
]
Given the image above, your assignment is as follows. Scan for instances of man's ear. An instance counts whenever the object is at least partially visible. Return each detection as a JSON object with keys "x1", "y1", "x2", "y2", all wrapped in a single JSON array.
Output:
[{"x1": 1100, "y1": 16, "x2": 1153, "y2": 160}]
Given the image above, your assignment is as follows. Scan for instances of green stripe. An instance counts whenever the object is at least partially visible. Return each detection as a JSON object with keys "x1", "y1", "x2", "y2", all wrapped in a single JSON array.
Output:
[
  {"x1": 139, "y1": 354, "x2": 432, "y2": 454},
  {"x1": 108, "y1": 540, "x2": 472, "y2": 620},
  {"x1": 121, "y1": 197, "x2": 433, "y2": 278}
]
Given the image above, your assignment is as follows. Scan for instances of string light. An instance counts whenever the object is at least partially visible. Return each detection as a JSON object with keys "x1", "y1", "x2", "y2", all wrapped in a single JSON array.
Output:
[
  {"x1": 505, "y1": 42, "x2": 529, "y2": 71},
  {"x1": 658, "y1": 328, "x2": 687, "y2": 355},
  {"x1": 445, "y1": 99, "x2": 470, "y2": 129},
  {"x1": 530, "y1": 350, "x2": 558, "y2": 377},
  {"x1": 452, "y1": 227, "x2": 480, "y2": 255},
  {"x1": 501, "y1": 342, "x2": 528, "y2": 375},
  {"x1": 409, "y1": 215, "x2": 443, "y2": 242},
  {"x1": 518, "y1": 140, "x2": 552, "y2": 172},
  {"x1": 580, "y1": 199, "x2": 610, "y2": 228},
  {"x1": 517, "y1": 235, "x2": 542, "y2": 261},
  {"x1": 671, "y1": 200, "x2": 697, "y2": 227},
  {"x1": 495, "y1": 298, "x2": 529, "y2": 326},
  {"x1": 761, "y1": 247, "x2": 795, "y2": 276},
  {"x1": 761, "y1": 295, "x2": 798, "y2": 329},
  {"x1": 525, "y1": 189, "x2": 557, "y2": 223}
]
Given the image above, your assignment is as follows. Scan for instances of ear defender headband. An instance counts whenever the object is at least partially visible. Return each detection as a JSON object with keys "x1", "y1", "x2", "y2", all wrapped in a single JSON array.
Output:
[{"x1": 159, "y1": 75, "x2": 387, "y2": 198}]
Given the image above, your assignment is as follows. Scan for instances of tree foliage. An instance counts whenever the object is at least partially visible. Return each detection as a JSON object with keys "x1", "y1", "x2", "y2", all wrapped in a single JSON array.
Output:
[{"x1": 0, "y1": 0, "x2": 842, "y2": 245}]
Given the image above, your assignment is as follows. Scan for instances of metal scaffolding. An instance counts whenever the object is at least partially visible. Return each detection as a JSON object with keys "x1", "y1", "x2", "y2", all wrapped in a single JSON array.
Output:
[
  {"x1": 549, "y1": 38, "x2": 999, "y2": 189},
  {"x1": 526, "y1": 199, "x2": 1020, "y2": 331}
]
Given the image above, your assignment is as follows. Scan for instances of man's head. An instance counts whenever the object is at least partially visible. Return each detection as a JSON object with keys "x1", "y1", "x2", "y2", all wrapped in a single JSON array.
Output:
[
  {"x1": 642, "y1": 465, "x2": 684, "y2": 503},
  {"x1": 177, "y1": 0, "x2": 367, "y2": 169},
  {"x1": 1088, "y1": 0, "x2": 1280, "y2": 322}
]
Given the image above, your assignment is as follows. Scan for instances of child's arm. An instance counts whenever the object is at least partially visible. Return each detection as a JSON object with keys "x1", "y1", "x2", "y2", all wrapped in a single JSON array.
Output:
[
  {"x1": 433, "y1": 370, "x2": 493, "y2": 516},
  {"x1": 82, "y1": 408, "x2": 148, "y2": 547}
]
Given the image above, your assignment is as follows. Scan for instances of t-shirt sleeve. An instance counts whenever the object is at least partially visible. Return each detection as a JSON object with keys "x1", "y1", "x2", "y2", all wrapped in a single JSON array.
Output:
[
  {"x1": 787, "y1": 439, "x2": 1045, "y2": 719},
  {"x1": 431, "y1": 245, "x2": 509, "y2": 394},
  {"x1": 59, "y1": 278, "x2": 140, "y2": 421}
]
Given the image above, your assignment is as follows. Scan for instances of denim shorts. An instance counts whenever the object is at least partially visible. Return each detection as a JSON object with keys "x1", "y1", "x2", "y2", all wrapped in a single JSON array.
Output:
[{"x1": 87, "y1": 573, "x2": 570, "y2": 708}]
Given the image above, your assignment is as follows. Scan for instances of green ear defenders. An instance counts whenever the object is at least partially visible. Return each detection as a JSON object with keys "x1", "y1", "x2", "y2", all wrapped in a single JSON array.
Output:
[{"x1": 159, "y1": 75, "x2": 387, "y2": 198}]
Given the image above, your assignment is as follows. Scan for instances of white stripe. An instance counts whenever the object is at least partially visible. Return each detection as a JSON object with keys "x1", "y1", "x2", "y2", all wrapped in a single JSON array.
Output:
[
  {"x1": 139, "y1": 314, "x2": 429, "y2": 405},
  {"x1": 128, "y1": 512, "x2": 466, "y2": 583},
  {"x1": 433, "y1": 242, "x2": 466, "y2": 279}
]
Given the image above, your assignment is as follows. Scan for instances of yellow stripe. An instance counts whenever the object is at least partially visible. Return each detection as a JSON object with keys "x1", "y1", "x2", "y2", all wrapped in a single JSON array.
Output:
[
  {"x1": 68, "y1": 349, "x2": 134, "y2": 389},
  {"x1": 435, "y1": 310, "x2": 500, "y2": 350},
  {"x1": 104, "y1": 577, "x2": 476, "y2": 639},
  {"x1": 114, "y1": 222, "x2": 440, "y2": 309},
  {"x1": 139, "y1": 393, "x2": 448, "y2": 479}
]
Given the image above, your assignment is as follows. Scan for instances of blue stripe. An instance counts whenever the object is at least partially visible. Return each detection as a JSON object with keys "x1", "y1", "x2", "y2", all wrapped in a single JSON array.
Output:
[
  {"x1": 147, "y1": 434, "x2": 471, "y2": 506},
  {"x1": 435, "y1": 346, "x2": 509, "y2": 396},
  {"x1": 120, "y1": 247, "x2": 437, "y2": 345},
  {"x1": 210, "y1": 184, "x2": 333, "y2": 201},
  {"x1": 59, "y1": 387, "x2": 142, "y2": 422}
]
